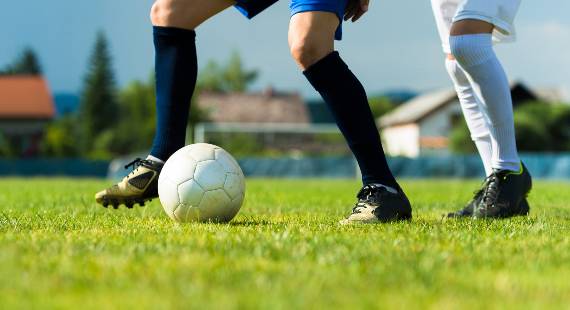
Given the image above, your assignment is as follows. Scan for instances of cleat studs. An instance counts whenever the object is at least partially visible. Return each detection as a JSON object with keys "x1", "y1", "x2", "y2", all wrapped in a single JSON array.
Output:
[{"x1": 98, "y1": 198, "x2": 152, "y2": 209}]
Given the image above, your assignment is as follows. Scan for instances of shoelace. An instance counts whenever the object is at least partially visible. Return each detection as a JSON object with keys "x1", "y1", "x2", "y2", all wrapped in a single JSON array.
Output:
[
  {"x1": 357, "y1": 185, "x2": 375, "y2": 200},
  {"x1": 471, "y1": 175, "x2": 493, "y2": 199},
  {"x1": 124, "y1": 158, "x2": 154, "y2": 177},
  {"x1": 482, "y1": 173, "x2": 503, "y2": 206},
  {"x1": 352, "y1": 185, "x2": 389, "y2": 214}
]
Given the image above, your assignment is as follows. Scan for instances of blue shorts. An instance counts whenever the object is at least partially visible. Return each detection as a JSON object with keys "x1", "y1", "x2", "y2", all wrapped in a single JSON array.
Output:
[{"x1": 234, "y1": 0, "x2": 347, "y2": 40}]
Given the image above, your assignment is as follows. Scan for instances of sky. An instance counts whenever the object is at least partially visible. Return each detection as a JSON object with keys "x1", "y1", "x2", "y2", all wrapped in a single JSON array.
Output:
[{"x1": 1, "y1": 0, "x2": 569, "y2": 99}]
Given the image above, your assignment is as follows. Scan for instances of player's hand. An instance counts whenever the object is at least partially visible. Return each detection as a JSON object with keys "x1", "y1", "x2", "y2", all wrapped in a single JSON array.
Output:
[{"x1": 344, "y1": 0, "x2": 369, "y2": 22}]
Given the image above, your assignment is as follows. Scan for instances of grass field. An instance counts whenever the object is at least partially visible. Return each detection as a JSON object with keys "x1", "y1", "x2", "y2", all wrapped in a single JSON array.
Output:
[{"x1": 0, "y1": 178, "x2": 569, "y2": 309}]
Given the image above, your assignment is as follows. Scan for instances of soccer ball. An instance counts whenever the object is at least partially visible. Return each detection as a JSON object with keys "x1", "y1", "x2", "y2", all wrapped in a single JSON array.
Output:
[{"x1": 158, "y1": 143, "x2": 245, "y2": 223}]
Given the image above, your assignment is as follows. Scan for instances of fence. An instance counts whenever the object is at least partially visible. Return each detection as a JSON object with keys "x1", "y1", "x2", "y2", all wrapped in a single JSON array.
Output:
[
  {"x1": 0, "y1": 159, "x2": 109, "y2": 177},
  {"x1": 1, "y1": 154, "x2": 570, "y2": 180},
  {"x1": 238, "y1": 154, "x2": 570, "y2": 179}
]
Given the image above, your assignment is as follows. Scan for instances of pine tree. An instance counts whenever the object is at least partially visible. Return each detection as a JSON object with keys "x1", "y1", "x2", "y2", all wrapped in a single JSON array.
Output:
[
  {"x1": 79, "y1": 31, "x2": 119, "y2": 154},
  {"x1": 1, "y1": 47, "x2": 42, "y2": 75},
  {"x1": 223, "y1": 51, "x2": 258, "y2": 92}
]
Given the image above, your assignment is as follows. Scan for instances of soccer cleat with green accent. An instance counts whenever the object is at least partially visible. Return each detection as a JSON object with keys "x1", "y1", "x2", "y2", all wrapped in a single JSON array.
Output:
[
  {"x1": 95, "y1": 158, "x2": 163, "y2": 209},
  {"x1": 474, "y1": 162, "x2": 532, "y2": 219},
  {"x1": 340, "y1": 184, "x2": 412, "y2": 225},
  {"x1": 447, "y1": 178, "x2": 530, "y2": 218}
]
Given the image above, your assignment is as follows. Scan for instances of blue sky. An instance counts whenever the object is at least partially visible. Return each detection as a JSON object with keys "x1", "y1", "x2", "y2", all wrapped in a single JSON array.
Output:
[{"x1": 1, "y1": 0, "x2": 569, "y2": 98}]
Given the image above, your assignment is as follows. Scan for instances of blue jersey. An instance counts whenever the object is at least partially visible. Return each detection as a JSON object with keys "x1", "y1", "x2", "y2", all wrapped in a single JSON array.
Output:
[{"x1": 234, "y1": 0, "x2": 348, "y2": 40}]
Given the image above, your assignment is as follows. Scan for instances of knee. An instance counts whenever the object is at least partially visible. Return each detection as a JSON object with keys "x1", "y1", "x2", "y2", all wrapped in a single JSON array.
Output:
[
  {"x1": 449, "y1": 36, "x2": 471, "y2": 64},
  {"x1": 449, "y1": 35, "x2": 493, "y2": 67},
  {"x1": 289, "y1": 38, "x2": 328, "y2": 70},
  {"x1": 150, "y1": 0, "x2": 193, "y2": 27},
  {"x1": 150, "y1": 1, "x2": 167, "y2": 25},
  {"x1": 150, "y1": 1, "x2": 171, "y2": 25}
]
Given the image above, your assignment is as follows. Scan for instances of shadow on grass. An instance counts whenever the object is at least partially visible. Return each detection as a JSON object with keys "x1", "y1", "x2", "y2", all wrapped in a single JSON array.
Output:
[{"x1": 229, "y1": 218, "x2": 274, "y2": 227}]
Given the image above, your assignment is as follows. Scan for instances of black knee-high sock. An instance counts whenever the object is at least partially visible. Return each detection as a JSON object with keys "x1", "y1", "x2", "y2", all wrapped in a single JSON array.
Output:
[
  {"x1": 303, "y1": 52, "x2": 398, "y2": 188},
  {"x1": 150, "y1": 26, "x2": 197, "y2": 161}
]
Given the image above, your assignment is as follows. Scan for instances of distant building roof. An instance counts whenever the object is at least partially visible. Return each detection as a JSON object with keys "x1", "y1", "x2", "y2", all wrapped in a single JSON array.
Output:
[
  {"x1": 533, "y1": 87, "x2": 569, "y2": 103},
  {"x1": 0, "y1": 75, "x2": 55, "y2": 119},
  {"x1": 380, "y1": 81, "x2": 538, "y2": 128},
  {"x1": 198, "y1": 89, "x2": 309, "y2": 124},
  {"x1": 380, "y1": 88, "x2": 457, "y2": 128}
]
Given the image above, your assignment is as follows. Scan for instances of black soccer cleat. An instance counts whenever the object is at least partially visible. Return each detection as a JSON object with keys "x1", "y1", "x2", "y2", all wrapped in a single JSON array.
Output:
[
  {"x1": 447, "y1": 179, "x2": 530, "y2": 218},
  {"x1": 95, "y1": 158, "x2": 163, "y2": 209},
  {"x1": 340, "y1": 184, "x2": 412, "y2": 224},
  {"x1": 474, "y1": 162, "x2": 532, "y2": 219}
]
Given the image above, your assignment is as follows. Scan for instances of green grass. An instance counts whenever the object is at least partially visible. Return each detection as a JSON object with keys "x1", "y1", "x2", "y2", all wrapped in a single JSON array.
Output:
[{"x1": 0, "y1": 178, "x2": 569, "y2": 309}]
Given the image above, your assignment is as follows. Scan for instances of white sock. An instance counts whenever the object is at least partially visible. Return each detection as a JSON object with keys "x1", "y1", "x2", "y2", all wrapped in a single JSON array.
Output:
[
  {"x1": 450, "y1": 34, "x2": 520, "y2": 172},
  {"x1": 146, "y1": 155, "x2": 165, "y2": 164},
  {"x1": 445, "y1": 58, "x2": 493, "y2": 176},
  {"x1": 473, "y1": 137, "x2": 494, "y2": 176}
]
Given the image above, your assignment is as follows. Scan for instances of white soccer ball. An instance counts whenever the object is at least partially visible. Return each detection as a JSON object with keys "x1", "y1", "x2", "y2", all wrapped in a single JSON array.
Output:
[{"x1": 158, "y1": 143, "x2": 245, "y2": 223}]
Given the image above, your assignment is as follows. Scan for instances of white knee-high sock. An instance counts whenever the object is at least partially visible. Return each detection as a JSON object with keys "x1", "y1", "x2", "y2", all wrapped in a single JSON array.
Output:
[
  {"x1": 445, "y1": 58, "x2": 493, "y2": 176},
  {"x1": 473, "y1": 138, "x2": 494, "y2": 176},
  {"x1": 450, "y1": 34, "x2": 520, "y2": 172}
]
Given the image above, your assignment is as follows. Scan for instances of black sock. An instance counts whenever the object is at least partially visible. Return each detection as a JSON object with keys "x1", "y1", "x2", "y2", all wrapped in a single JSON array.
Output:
[
  {"x1": 303, "y1": 52, "x2": 398, "y2": 188},
  {"x1": 150, "y1": 26, "x2": 197, "y2": 161}
]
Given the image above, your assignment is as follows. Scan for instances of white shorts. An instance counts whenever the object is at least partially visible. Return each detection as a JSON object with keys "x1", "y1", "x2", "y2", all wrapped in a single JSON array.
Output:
[{"x1": 431, "y1": 0, "x2": 521, "y2": 54}]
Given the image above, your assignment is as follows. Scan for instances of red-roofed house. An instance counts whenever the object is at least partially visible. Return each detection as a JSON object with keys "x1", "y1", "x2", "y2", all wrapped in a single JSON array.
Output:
[{"x1": 0, "y1": 76, "x2": 55, "y2": 156}]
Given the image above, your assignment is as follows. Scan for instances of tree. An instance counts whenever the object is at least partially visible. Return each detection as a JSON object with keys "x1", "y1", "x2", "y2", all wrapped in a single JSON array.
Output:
[
  {"x1": 79, "y1": 31, "x2": 119, "y2": 156},
  {"x1": 102, "y1": 73, "x2": 210, "y2": 157},
  {"x1": 449, "y1": 119, "x2": 477, "y2": 154},
  {"x1": 198, "y1": 51, "x2": 258, "y2": 92},
  {"x1": 514, "y1": 102, "x2": 570, "y2": 151},
  {"x1": 198, "y1": 61, "x2": 224, "y2": 92},
  {"x1": 41, "y1": 115, "x2": 81, "y2": 157},
  {"x1": 369, "y1": 96, "x2": 396, "y2": 119},
  {"x1": 223, "y1": 51, "x2": 258, "y2": 92},
  {"x1": 110, "y1": 76, "x2": 158, "y2": 155},
  {"x1": 1, "y1": 47, "x2": 42, "y2": 75},
  {"x1": 0, "y1": 133, "x2": 17, "y2": 157}
]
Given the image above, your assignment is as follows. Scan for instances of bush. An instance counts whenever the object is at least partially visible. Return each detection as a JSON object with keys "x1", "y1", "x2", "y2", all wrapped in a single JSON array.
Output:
[
  {"x1": 41, "y1": 116, "x2": 81, "y2": 157},
  {"x1": 449, "y1": 119, "x2": 477, "y2": 154}
]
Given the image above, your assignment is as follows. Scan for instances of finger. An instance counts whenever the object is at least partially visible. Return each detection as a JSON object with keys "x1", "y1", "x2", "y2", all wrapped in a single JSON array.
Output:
[
  {"x1": 344, "y1": 9, "x2": 355, "y2": 21},
  {"x1": 351, "y1": 10, "x2": 364, "y2": 22},
  {"x1": 344, "y1": 4, "x2": 357, "y2": 21},
  {"x1": 344, "y1": 0, "x2": 359, "y2": 20},
  {"x1": 361, "y1": 0, "x2": 369, "y2": 12},
  {"x1": 351, "y1": 0, "x2": 369, "y2": 22}
]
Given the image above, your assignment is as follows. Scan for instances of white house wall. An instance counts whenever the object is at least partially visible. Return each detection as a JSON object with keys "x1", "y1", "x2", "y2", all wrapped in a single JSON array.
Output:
[
  {"x1": 418, "y1": 100, "x2": 462, "y2": 154},
  {"x1": 419, "y1": 100, "x2": 462, "y2": 137},
  {"x1": 382, "y1": 124, "x2": 420, "y2": 157}
]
